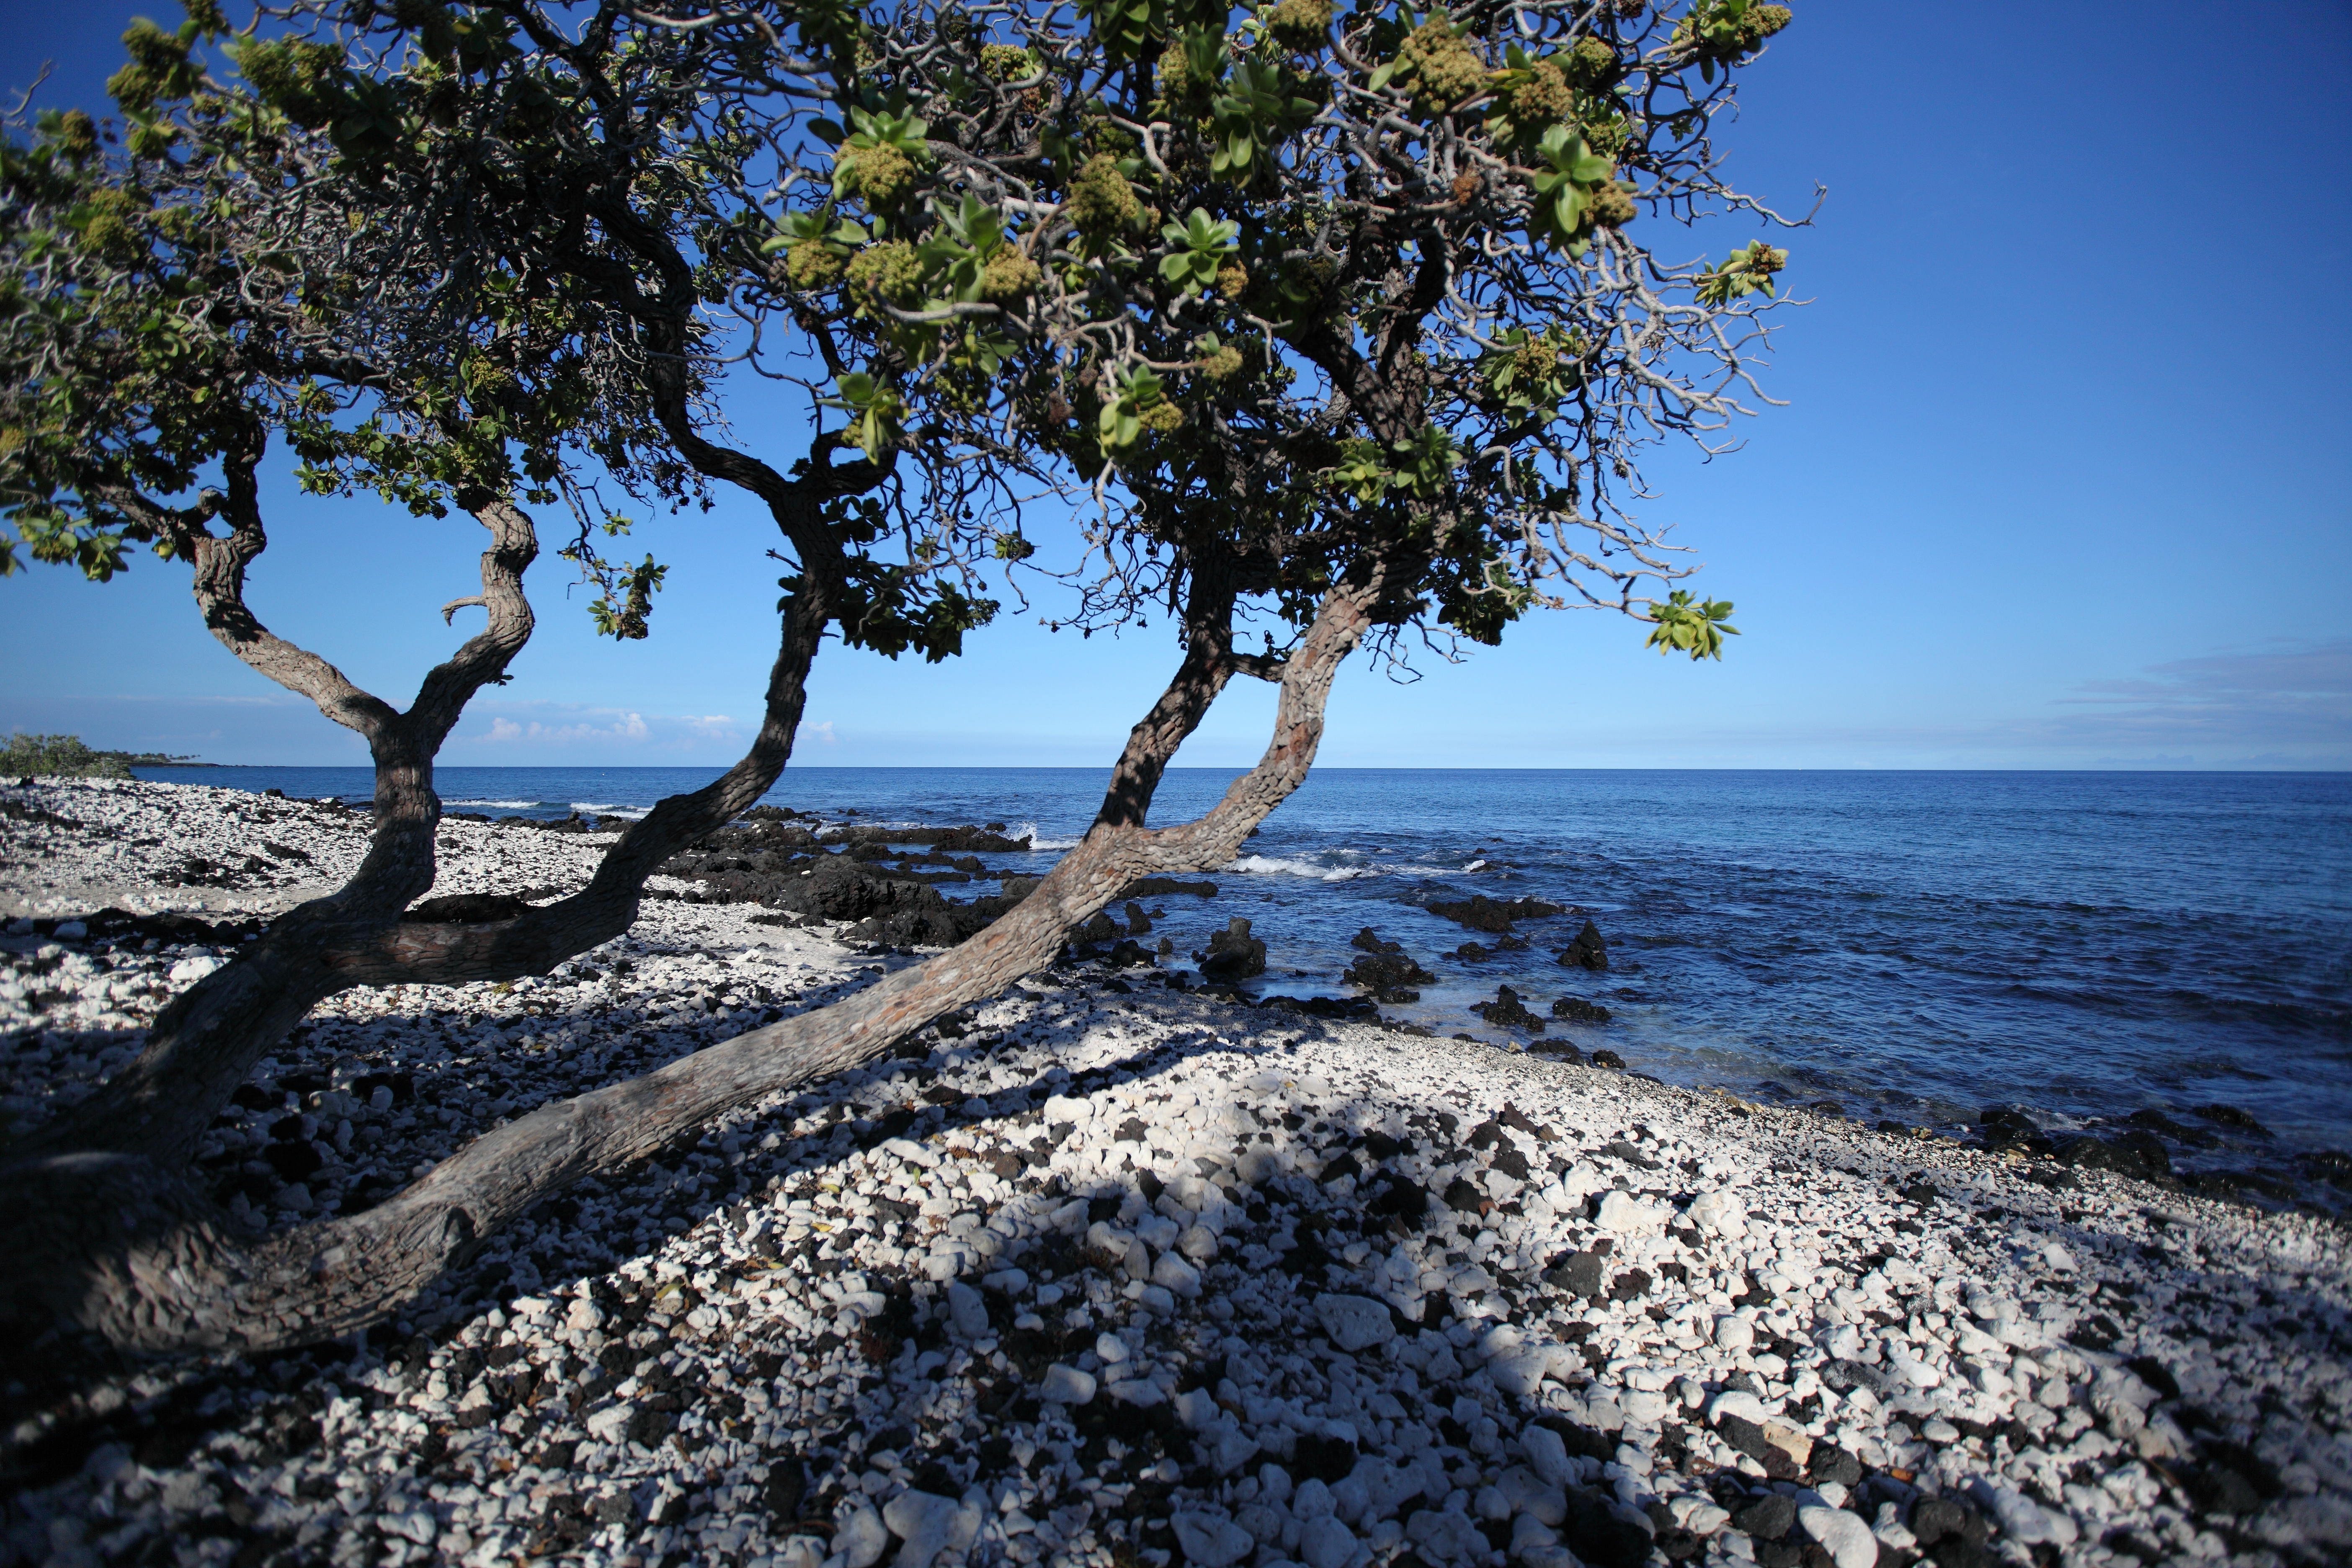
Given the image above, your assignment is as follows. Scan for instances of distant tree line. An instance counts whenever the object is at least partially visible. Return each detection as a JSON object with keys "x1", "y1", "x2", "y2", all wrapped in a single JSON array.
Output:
[{"x1": 1, "y1": 731, "x2": 203, "y2": 777}]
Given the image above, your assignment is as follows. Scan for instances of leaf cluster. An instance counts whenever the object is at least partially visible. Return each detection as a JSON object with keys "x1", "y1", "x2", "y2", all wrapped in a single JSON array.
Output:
[
  {"x1": 0, "y1": 0, "x2": 698, "y2": 596},
  {"x1": 689, "y1": 0, "x2": 1803, "y2": 661}
]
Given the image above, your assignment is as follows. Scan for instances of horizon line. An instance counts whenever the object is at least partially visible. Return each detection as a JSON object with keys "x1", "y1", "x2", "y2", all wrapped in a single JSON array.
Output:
[{"x1": 129, "y1": 763, "x2": 2352, "y2": 776}]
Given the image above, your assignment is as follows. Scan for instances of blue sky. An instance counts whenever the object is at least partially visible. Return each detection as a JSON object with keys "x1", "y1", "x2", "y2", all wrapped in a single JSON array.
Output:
[{"x1": 4, "y1": 0, "x2": 2347, "y2": 770}]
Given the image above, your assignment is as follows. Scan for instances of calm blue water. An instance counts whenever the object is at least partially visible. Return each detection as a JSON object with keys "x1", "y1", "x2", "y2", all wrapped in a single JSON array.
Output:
[{"x1": 136, "y1": 766, "x2": 2352, "y2": 1171}]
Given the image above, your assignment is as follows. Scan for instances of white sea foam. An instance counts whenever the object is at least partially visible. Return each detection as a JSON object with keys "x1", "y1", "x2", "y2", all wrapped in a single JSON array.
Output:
[
  {"x1": 1023, "y1": 822, "x2": 1083, "y2": 850},
  {"x1": 572, "y1": 802, "x2": 649, "y2": 818},
  {"x1": 448, "y1": 799, "x2": 542, "y2": 810},
  {"x1": 1223, "y1": 853, "x2": 1377, "y2": 882}
]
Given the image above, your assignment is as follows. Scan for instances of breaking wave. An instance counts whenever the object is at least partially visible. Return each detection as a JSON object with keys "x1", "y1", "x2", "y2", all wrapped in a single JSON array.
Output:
[{"x1": 1224, "y1": 853, "x2": 1379, "y2": 882}]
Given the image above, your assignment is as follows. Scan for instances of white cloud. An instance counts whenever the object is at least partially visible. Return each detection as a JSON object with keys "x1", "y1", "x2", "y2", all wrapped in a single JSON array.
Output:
[
  {"x1": 462, "y1": 704, "x2": 741, "y2": 753},
  {"x1": 809, "y1": 720, "x2": 838, "y2": 746}
]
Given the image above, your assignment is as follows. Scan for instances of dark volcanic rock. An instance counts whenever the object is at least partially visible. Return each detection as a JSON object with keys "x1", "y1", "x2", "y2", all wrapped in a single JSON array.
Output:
[
  {"x1": 1470, "y1": 984, "x2": 1546, "y2": 1034},
  {"x1": 1718, "y1": 1416, "x2": 1801, "y2": 1481},
  {"x1": 2125, "y1": 1107, "x2": 2216, "y2": 1148},
  {"x1": 2195, "y1": 1103, "x2": 2271, "y2": 1135},
  {"x1": 1426, "y1": 894, "x2": 1564, "y2": 933},
  {"x1": 820, "y1": 823, "x2": 1033, "y2": 852},
  {"x1": 781, "y1": 858, "x2": 952, "y2": 920},
  {"x1": 1442, "y1": 1177, "x2": 1486, "y2": 1213},
  {"x1": 2300, "y1": 1149, "x2": 2352, "y2": 1186},
  {"x1": 1199, "y1": 918, "x2": 1268, "y2": 981},
  {"x1": 658, "y1": 820, "x2": 1043, "y2": 923},
  {"x1": 1343, "y1": 928, "x2": 1436, "y2": 1001},
  {"x1": 1544, "y1": 1251, "x2": 1606, "y2": 1299},
  {"x1": 1550, "y1": 994, "x2": 1612, "y2": 1023},
  {"x1": 2056, "y1": 1128, "x2": 2171, "y2": 1181},
  {"x1": 1369, "y1": 1176, "x2": 1431, "y2": 1228},
  {"x1": 1731, "y1": 1493, "x2": 1795, "y2": 1540},
  {"x1": 1117, "y1": 876, "x2": 1218, "y2": 900},
  {"x1": 1976, "y1": 1105, "x2": 2055, "y2": 1157},
  {"x1": 1908, "y1": 1498, "x2": 1989, "y2": 1550},
  {"x1": 1808, "y1": 1442, "x2": 1862, "y2": 1488},
  {"x1": 1589, "y1": 1049, "x2": 1625, "y2": 1069},
  {"x1": 1556, "y1": 918, "x2": 1609, "y2": 971},
  {"x1": 1820, "y1": 1358, "x2": 1892, "y2": 1395}
]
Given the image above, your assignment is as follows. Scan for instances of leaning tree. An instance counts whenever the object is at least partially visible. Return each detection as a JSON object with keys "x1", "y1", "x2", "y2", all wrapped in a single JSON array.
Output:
[{"x1": 0, "y1": 0, "x2": 1802, "y2": 1360}]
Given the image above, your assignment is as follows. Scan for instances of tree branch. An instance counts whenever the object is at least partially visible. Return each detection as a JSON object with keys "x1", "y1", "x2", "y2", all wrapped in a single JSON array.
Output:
[{"x1": 0, "y1": 562, "x2": 1380, "y2": 1358}]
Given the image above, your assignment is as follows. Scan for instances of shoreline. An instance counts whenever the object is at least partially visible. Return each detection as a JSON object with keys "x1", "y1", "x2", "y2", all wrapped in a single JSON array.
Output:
[
  {"x1": 10, "y1": 776, "x2": 2332, "y2": 1220},
  {"x1": 1, "y1": 780, "x2": 2345, "y2": 1568}
]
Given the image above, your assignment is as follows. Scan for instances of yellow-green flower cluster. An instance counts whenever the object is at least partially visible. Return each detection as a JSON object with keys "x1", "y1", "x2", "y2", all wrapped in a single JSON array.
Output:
[
  {"x1": 847, "y1": 240, "x2": 923, "y2": 308},
  {"x1": 1390, "y1": 14, "x2": 1485, "y2": 115},
  {"x1": 1065, "y1": 154, "x2": 1140, "y2": 239},
  {"x1": 1265, "y1": 0, "x2": 1334, "y2": 52},
  {"x1": 834, "y1": 143, "x2": 917, "y2": 209}
]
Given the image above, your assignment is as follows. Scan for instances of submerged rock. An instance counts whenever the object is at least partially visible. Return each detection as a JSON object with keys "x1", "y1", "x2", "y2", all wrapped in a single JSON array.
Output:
[
  {"x1": 1470, "y1": 984, "x2": 1546, "y2": 1033},
  {"x1": 1343, "y1": 927, "x2": 1436, "y2": 1001},
  {"x1": 2056, "y1": 1127, "x2": 2171, "y2": 1181},
  {"x1": 1426, "y1": 893, "x2": 1563, "y2": 933},
  {"x1": 1555, "y1": 918, "x2": 1608, "y2": 971}
]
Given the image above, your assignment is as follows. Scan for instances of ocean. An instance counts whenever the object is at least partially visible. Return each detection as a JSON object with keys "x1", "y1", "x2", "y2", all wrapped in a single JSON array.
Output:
[{"x1": 134, "y1": 764, "x2": 2352, "y2": 1181}]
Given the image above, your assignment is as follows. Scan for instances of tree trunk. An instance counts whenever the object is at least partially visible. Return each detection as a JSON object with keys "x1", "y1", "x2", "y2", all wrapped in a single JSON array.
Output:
[{"x1": 0, "y1": 562, "x2": 1382, "y2": 1359}]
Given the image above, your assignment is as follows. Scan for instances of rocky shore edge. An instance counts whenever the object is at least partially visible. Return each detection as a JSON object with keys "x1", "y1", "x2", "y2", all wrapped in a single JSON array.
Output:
[{"x1": 0, "y1": 780, "x2": 2345, "y2": 1568}]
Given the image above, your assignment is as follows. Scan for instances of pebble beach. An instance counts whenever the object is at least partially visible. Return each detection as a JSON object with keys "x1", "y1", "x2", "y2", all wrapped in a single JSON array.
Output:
[{"x1": 2, "y1": 779, "x2": 2346, "y2": 1568}]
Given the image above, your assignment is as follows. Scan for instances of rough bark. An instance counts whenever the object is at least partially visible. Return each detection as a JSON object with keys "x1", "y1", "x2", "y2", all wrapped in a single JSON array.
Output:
[
  {"x1": 0, "y1": 559, "x2": 1382, "y2": 1358},
  {"x1": 27, "y1": 483, "x2": 541, "y2": 1170}
]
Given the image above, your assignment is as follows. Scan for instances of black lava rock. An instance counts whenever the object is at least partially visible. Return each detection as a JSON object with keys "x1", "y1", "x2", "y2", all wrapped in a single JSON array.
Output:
[
  {"x1": 1199, "y1": 918, "x2": 1268, "y2": 981},
  {"x1": 2194, "y1": 1103, "x2": 2270, "y2": 1135},
  {"x1": 1550, "y1": 994, "x2": 1612, "y2": 1022},
  {"x1": 1808, "y1": 1441, "x2": 1862, "y2": 1488},
  {"x1": 1821, "y1": 1358, "x2": 1892, "y2": 1395},
  {"x1": 1470, "y1": 984, "x2": 1546, "y2": 1033},
  {"x1": 1427, "y1": 894, "x2": 1563, "y2": 933},
  {"x1": 1116, "y1": 876, "x2": 1218, "y2": 900},
  {"x1": 2125, "y1": 1107, "x2": 2216, "y2": 1148},
  {"x1": 1545, "y1": 1251, "x2": 1607, "y2": 1299},
  {"x1": 1556, "y1": 918, "x2": 1609, "y2": 971},
  {"x1": 1909, "y1": 1498, "x2": 1990, "y2": 1550},
  {"x1": 1344, "y1": 928, "x2": 1436, "y2": 1000},
  {"x1": 1716, "y1": 1416, "x2": 1800, "y2": 1481},
  {"x1": 1976, "y1": 1104, "x2": 2055, "y2": 1157},
  {"x1": 2055, "y1": 1127, "x2": 2170, "y2": 1180},
  {"x1": 1369, "y1": 1177, "x2": 1431, "y2": 1228},
  {"x1": 1731, "y1": 1493, "x2": 1795, "y2": 1540}
]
